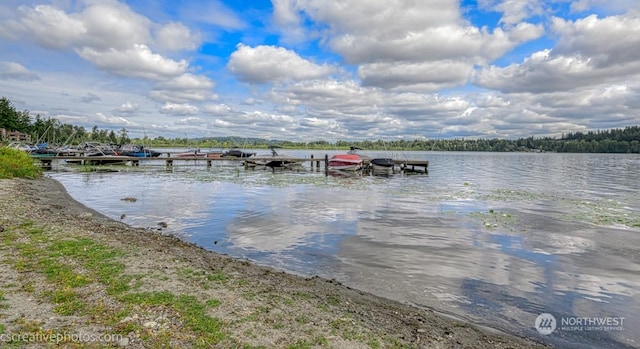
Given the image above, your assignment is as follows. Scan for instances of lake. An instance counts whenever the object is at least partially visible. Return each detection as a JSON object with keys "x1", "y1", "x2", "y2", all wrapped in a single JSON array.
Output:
[{"x1": 49, "y1": 151, "x2": 640, "y2": 349}]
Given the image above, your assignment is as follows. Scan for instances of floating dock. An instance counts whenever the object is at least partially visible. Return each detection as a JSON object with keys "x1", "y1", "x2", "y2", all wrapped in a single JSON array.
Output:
[{"x1": 33, "y1": 153, "x2": 429, "y2": 174}]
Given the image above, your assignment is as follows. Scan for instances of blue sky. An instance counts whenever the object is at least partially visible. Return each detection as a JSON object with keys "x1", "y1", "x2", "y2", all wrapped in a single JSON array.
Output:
[{"x1": 1, "y1": 0, "x2": 639, "y2": 141}]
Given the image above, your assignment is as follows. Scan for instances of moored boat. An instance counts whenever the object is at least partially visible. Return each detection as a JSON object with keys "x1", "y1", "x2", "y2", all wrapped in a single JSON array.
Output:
[
  {"x1": 221, "y1": 148, "x2": 254, "y2": 158},
  {"x1": 116, "y1": 144, "x2": 162, "y2": 157},
  {"x1": 245, "y1": 146, "x2": 299, "y2": 168},
  {"x1": 172, "y1": 148, "x2": 207, "y2": 158},
  {"x1": 369, "y1": 158, "x2": 395, "y2": 171},
  {"x1": 328, "y1": 147, "x2": 363, "y2": 171}
]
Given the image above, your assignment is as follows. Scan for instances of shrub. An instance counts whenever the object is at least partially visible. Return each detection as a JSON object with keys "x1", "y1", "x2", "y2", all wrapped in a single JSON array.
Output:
[{"x1": 0, "y1": 147, "x2": 43, "y2": 178}]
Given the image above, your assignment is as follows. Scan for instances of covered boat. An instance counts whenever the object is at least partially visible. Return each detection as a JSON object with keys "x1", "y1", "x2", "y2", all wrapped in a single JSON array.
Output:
[
  {"x1": 369, "y1": 158, "x2": 395, "y2": 171},
  {"x1": 245, "y1": 146, "x2": 299, "y2": 169},
  {"x1": 328, "y1": 147, "x2": 363, "y2": 171},
  {"x1": 221, "y1": 149, "x2": 254, "y2": 158},
  {"x1": 117, "y1": 144, "x2": 162, "y2": 157}
]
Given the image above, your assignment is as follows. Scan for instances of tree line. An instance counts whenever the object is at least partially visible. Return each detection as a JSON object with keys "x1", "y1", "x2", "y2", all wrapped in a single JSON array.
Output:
[{"x1": 1, "y1": 96, "x2": 639, "y2": 153}]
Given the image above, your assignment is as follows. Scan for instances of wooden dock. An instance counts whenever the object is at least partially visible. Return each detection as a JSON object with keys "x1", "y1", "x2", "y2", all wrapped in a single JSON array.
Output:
[{"x1": 33, "y1": 153, "x2": 429, "y2": 173}]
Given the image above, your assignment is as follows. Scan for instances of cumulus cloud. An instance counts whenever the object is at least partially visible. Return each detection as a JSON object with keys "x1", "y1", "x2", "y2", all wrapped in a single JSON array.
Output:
[
  {"x1": 0, "y1": 61, "x2": 40, "y2": 80},
  {"x1": 203, "y1": 104, "x2": 232, "y2": 115},
  {"x1": 228, "y1": 44, "x2": 337, "y2": 83},
  {"x1": 552, "y1": 13, "x2": 640, "y2": 67},
  {"x1": 175, "y1": 116, "x2": 205, "y2": 126},
  {"x1": 155, "y1": 22, "x2": 200, "y2": 51},
  {"x1": 476, "y1": 0, "x2": 544, "y2": 25},
  {"x1": 476, "y1": 12, "x2": 640, "y2": 93},
  {"x1": 4, "y1": 2, "x2": 151, "y2": 51},
  {"x1": 115, "y1": 101, "x2": 139, "y2": 114},
  {"x1": 77, "y1": 44, "x2": 188, "y2": 80},
  {"x1": 1, "y1": 1, "x2": 197, "y2": 83},
  {"x1": 0, "y1": 5, "x2": 85, "y2": 49},
  {"x1": 150, "y1": 74, "x2": 216, "y2": 103},
  {"x1": 358, "y1": 60, "x2": 474, "y2": 91},
  {"x1": 159, "y1": 102, "x2": 199, "y2": 116},
  {"x1": 270, "y1": 0, "x2": 543, "y2": 91}
]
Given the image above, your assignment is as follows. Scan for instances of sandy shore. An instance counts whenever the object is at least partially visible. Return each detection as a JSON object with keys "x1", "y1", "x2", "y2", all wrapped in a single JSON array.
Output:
[{"x1": 0, "y1": 177, "x2": 551, "y2": 348}]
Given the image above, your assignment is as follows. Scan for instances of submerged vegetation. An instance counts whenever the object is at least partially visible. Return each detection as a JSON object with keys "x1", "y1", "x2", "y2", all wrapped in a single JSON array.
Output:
[{"x1": 2, "y1": 96, "x2": 639, "y2": 152}]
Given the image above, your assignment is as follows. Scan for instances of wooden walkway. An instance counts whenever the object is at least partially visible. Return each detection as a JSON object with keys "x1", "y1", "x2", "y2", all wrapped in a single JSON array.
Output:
[{"x1": 33, "y1": 154, "x2": 429, "y2": 173}]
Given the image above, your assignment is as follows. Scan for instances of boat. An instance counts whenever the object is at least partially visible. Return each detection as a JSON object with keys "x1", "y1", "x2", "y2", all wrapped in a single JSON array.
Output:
[
  {"x1": 205, "y1": 150, "x2": 223, "y2": 158},
  {"x1": 245, "y1": 146, "x2": 299, "y2": 169},
  {"x1": 8, "y1": 142, "x2": 38, "y2": 153},
  {"x1": 221, "y1": 148, "x2": 254, "y2": 158},
  {"x1": 116, "y1": 144, "x2": 162, "y2": 157},
  {"x1": 66, "y1": 142, "x2": 129, "y2": 165},
  {"x1": 172, "y1": 148, "x2": 224, "y2": 159},
  {"x1": 172, "y1": 148, "x2": 208, "y2": 158},
  {"x1": 369, "y1": 158, "x2": 395, "y2": 171},
  {"x1": 327, "y1": 147, "x2": 363, "y2": 171}
]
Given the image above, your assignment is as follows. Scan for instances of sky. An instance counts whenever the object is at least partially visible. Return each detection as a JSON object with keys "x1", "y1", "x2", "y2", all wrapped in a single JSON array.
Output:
[{"x1": 1, "y1": 0, "x2": 639, "y2": 141}]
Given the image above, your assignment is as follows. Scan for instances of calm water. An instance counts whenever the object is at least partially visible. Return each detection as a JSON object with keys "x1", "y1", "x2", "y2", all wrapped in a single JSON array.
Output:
[{"x1": 49, "y1": 151, "x2": 640, "y2": 349}]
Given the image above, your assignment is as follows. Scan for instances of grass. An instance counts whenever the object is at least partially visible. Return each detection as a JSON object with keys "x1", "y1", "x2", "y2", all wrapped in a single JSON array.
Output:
[
  {"x1": 0, "y1": 221, "x2": 230, "y2": 346},
  {"x1": 119, "y1": 291, "x2": 226, "y2": 346},
  {"x1": 0, "y1": 146, "x2": 42, "y2": 179}
]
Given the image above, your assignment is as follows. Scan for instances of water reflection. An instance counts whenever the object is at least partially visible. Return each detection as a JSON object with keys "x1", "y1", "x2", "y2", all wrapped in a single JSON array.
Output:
[{"x1": 51, "y1": 152, "x2": 640, "y2": 349}]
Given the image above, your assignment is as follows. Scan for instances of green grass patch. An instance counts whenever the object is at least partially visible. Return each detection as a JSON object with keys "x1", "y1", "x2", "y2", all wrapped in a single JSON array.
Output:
[
  {"x1": 326, "y1": 294, "x2": 340, "y2": 306},
  {"x1": 47, "y1": 238, "x2": 130, "y2": 295},
  {"x1": 0, "y1": 147, "x2": 43, "y2": 179},
  {"x1": 49, "y1": 288, "x2": 85, "y2": 315},
  {"x1": 120, "y1": 291, "x2": 225, "y2": 346}
]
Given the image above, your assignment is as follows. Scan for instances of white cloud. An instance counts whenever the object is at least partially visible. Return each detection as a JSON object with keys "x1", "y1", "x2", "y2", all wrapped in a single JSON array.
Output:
[
  {"x1": 228, "y1": 44, "x2": 337, "y2": 83},
  {"x1": 155, "y1": 22, "x2": 200, "y2": 51},
  {"x1": 358, "y1": 60, "x2": 474, "y2": 91},
  {"x1": 0, "y1": 61, "x2": 40, "y2": 80},
  {"x1": 175, "y1": 116, "x2": 205, "y2": 126},
  {"x1": 4, "y1": 5, "x2": 86, "y2": 49},
  {"x1": 552, "y1": 13, "x2": 640, "y2": 67},
  {"x1": 476, "y1": 12, "x2": 640, "y2": 93},
  {"x1": 477, "y1": 0, "x2": 544, "y2": 25},
  {"x1": 150, "y1": 73, "x2": 216, "y2": 103},
  {"x1": 159, "y1": 102, "x2": 199, "y2": 116},
  {"x1": 75, "y1": 1, "x2": 151, "y2": 51},
  {"x1": 271, "y1": 0, "x2": 543, "y2": 91},
  {"x1": 77, "y1": 44, "x2": 188, "y2": 80},
  {"x1": 203, "y1": 104, "x2": 232, "y2": 115},
  {"x1": 115, "y1": 101, "x2": 139, "y2": 114}
]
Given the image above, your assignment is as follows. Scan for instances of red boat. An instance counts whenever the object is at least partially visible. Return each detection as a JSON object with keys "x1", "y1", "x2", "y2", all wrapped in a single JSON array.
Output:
[{"x1": 328, "y1": 147, "x2": 363, "y2": 171}]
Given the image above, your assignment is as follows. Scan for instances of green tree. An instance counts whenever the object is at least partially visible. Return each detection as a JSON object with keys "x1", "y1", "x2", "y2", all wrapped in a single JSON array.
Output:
[{"x1": 0, "y1": 97, "x2": 31, "y2": 133}]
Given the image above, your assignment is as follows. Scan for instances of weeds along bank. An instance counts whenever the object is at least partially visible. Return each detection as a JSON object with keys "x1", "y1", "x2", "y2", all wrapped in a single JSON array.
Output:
[{"x1": 0, "y1": 146, "x2": 43, "y2": 179}]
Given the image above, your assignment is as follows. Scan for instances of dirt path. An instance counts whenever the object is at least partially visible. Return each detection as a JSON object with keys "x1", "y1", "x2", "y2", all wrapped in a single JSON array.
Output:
[{"x1": 0, "y1": 177, "x2": 551, "y2": 348}]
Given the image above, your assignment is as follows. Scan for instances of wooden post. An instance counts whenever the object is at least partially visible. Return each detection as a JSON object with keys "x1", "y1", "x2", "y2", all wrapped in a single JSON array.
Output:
[
  {"x1": 310, "y1": 154, "x2": 314, "y2": 170},
  {"x1": 324, "y1": 154, "x2": 328, "y2": 175},
  {"x1": 207, "y1": 160, "x2": 212, "y2": 168}
]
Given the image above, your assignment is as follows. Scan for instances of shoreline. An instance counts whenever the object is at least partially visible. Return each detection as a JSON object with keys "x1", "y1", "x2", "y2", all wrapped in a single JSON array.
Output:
[{"x1": 0, "y1": 177, "x2": 550, "y2": 348}]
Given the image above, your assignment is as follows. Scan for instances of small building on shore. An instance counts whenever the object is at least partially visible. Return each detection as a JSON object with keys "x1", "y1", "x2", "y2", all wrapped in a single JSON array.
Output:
[{"x1": 1, "y1": 128, "x2": 31, "y2": 143}]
